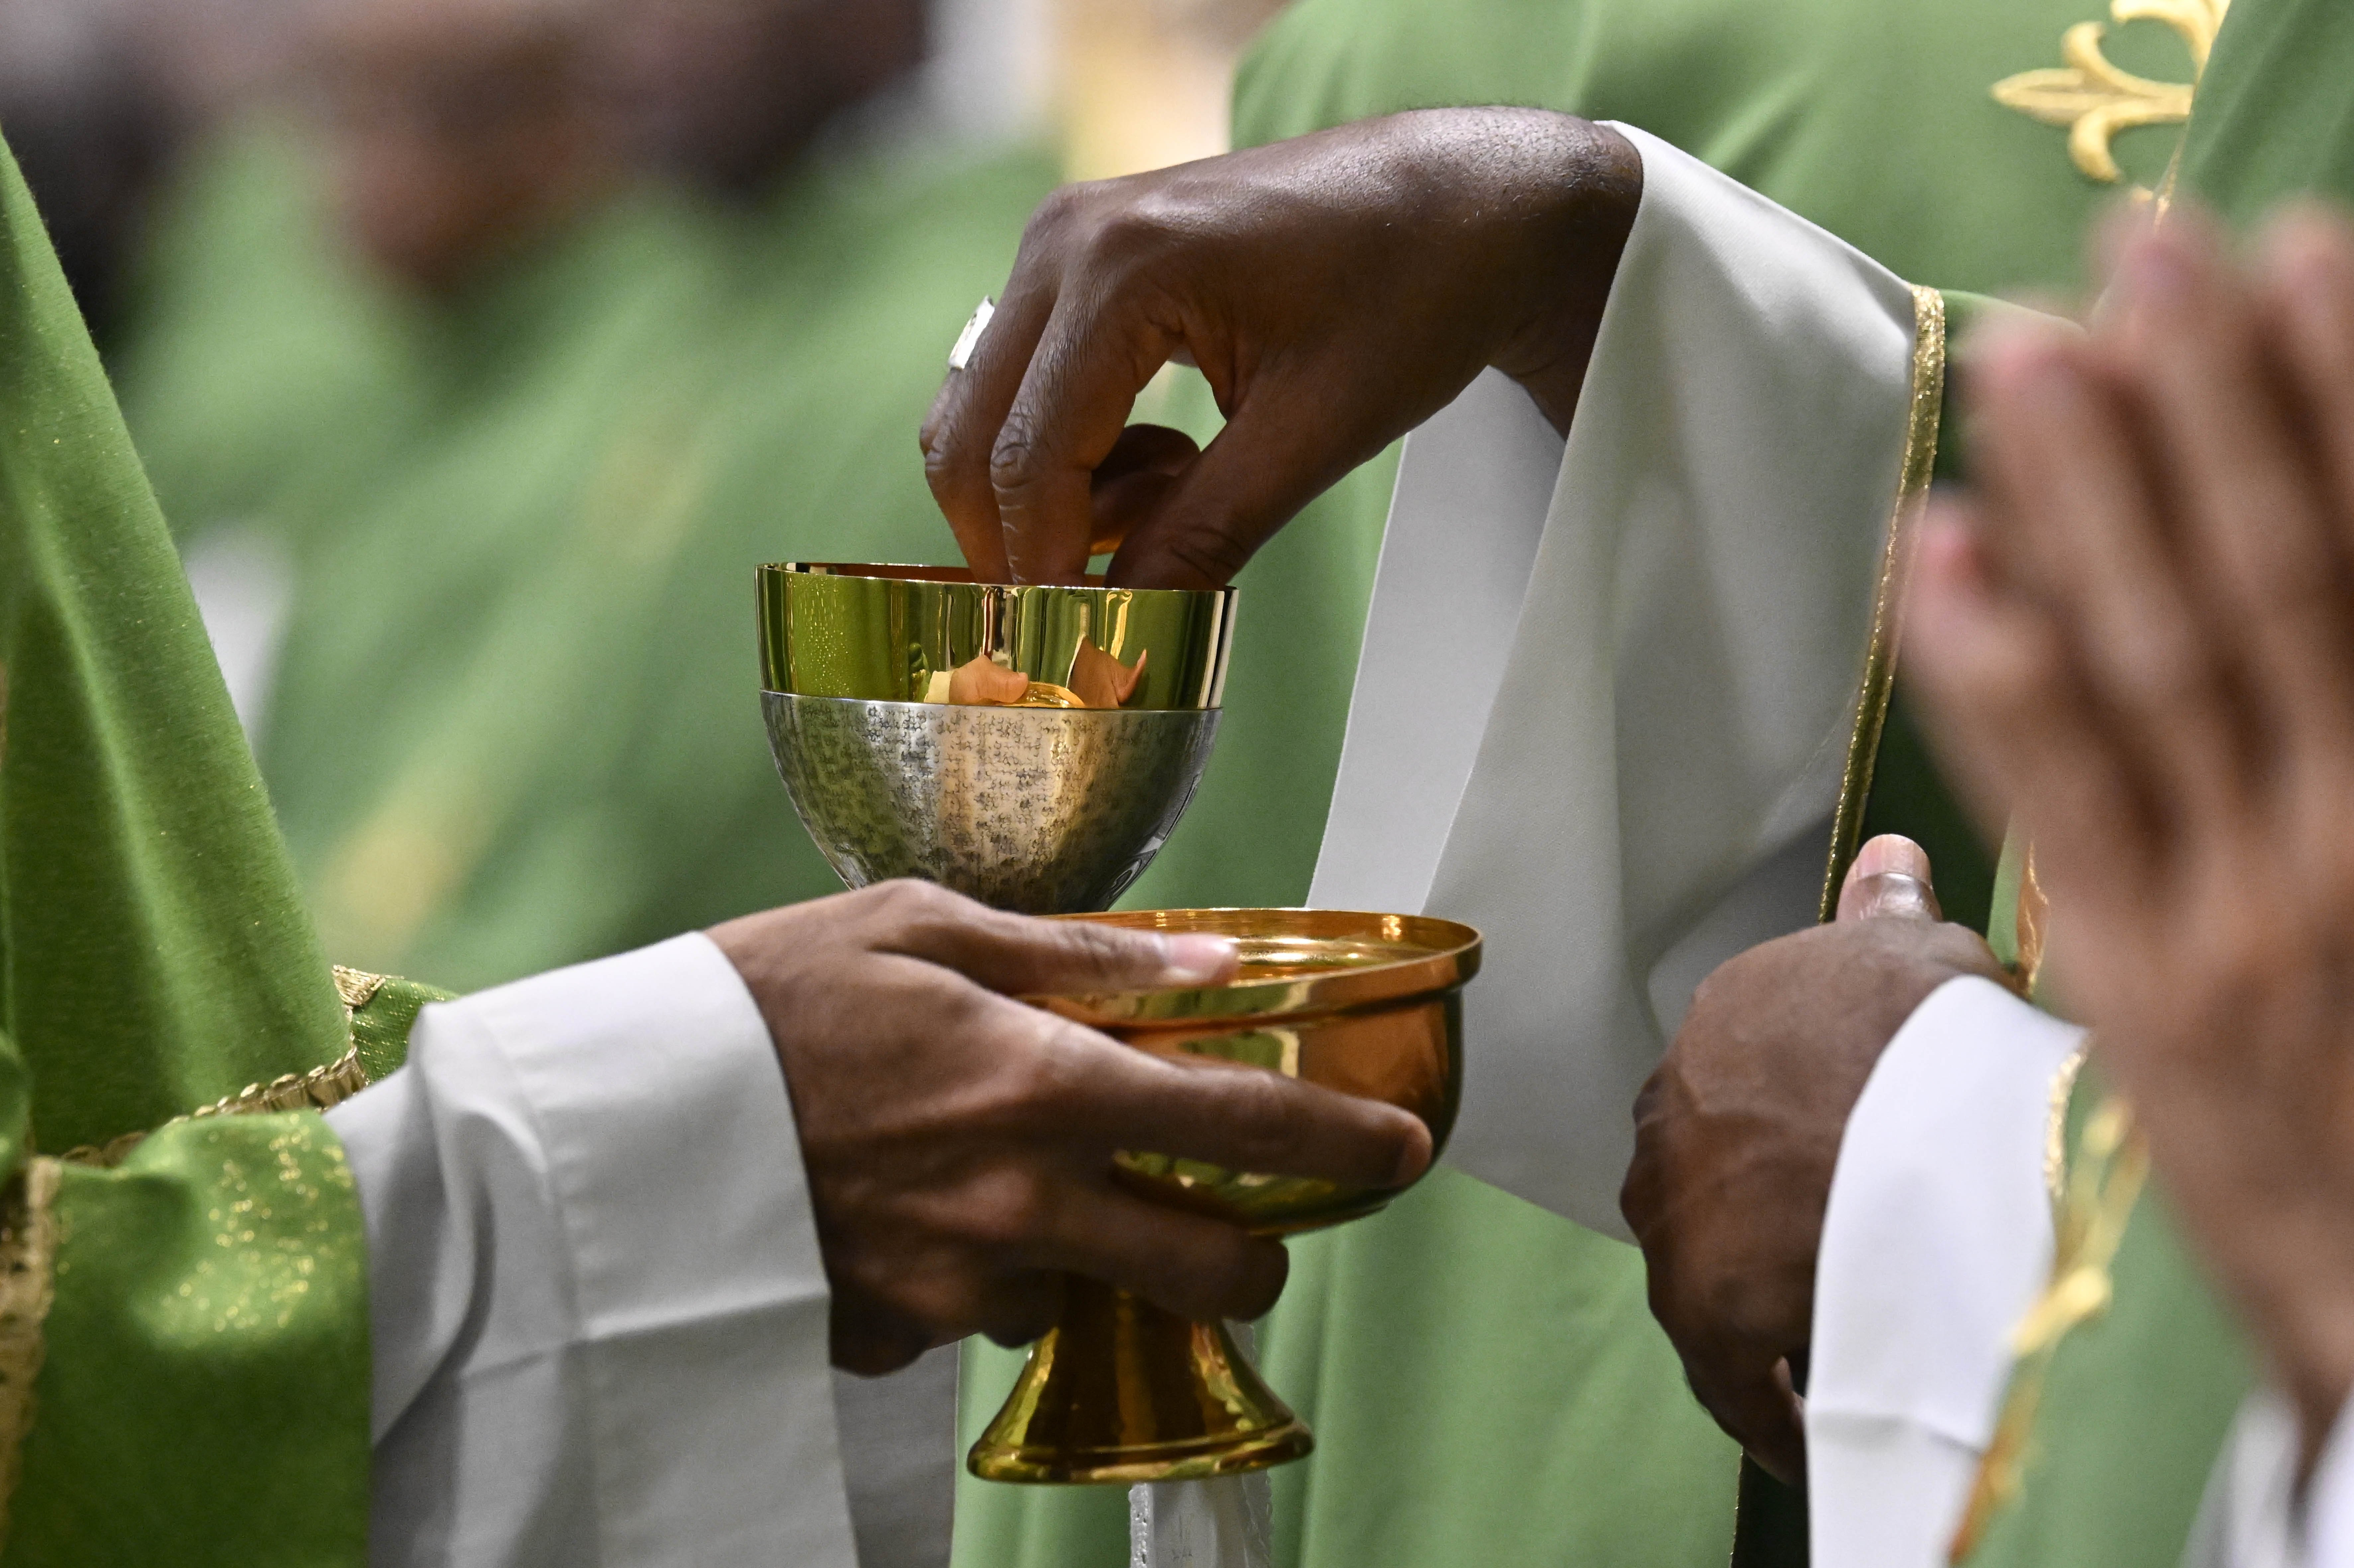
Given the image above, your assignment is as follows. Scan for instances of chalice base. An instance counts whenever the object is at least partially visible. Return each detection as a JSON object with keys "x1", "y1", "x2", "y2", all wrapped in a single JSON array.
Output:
[{"x1": 967, "y1": 1277, "x2": 1315, "y2": 1484}]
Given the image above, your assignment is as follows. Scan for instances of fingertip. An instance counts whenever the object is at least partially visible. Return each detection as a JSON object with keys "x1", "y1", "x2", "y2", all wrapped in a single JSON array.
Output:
[
  {"x1": 1838, "y1": 835, "x2": 1941, "y2": 923},
  {"x1": 1391, "y1": 1116, "x2": 1435, "y2": 1187},
  {"x1": 1851, "y1": 833, "x2": 1932, "y2": 885},
  {"x1": 1230, "y1": 1238, "x2": 1291, "y2": 1322},
  {"x1": 1159, "y1": 933, "x2": 1240, "y2": 986}
]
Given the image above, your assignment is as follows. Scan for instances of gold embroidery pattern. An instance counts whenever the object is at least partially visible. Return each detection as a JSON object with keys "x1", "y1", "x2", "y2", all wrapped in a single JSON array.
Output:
[
  {"x1": 331, "y1": 966, "x2": 390, "y2": 1013},
  {"x1": 1820, "y1": 285, "x2": 1948, "y2": 920},
  {"x1": 2043, "y1": 1046, "x2": 2089, "y2": 1205},
  {"x1": 1948, "y1": 1096, "x2": 2148, "y2": 1562},
  {"x1": 0, "y1": 1158, "x2": 61, "y2": 1554},
  {"x1": 1992, "y1": 0, "x2": 2230, "y2": 188}
]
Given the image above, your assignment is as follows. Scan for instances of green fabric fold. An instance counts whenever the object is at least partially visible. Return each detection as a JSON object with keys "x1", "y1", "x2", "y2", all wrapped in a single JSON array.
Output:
[{"x1": 0, "y1": 136, "x2": 371, "y2": 1562}]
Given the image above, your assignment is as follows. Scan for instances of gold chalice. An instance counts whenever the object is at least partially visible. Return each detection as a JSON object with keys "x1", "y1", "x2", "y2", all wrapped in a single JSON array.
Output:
[
  {"x1": 756, "y1": 563, "x2": 1475, "y2": 1482},
  {"x1": 757, "y1": 562, "x2": 1234, "y2": 912},
  {"x1": 978, "y1": 907, "x2": 1477, "y2": 1483}
]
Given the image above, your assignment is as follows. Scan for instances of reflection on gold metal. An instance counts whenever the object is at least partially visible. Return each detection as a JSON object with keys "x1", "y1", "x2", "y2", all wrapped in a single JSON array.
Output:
[
  {"x1": 969, "y1": 909, "x2": 1479, "y2": 1485},
  {"x1": 1947, "y1": 1093, "x2": 2147, "y2": 1562},
  {"x1": 757, "y1": 562, "x2": 1238, "y2": 913},
  {"x1": 1820, "y1": 287, "x2": 1947, "y2": 921},
  {"x1": 1992, "y1": 0, "x2": 2230, "y2": 188},
  {"x1": 758, "y1": 562, "x2": 1233, "y2": 710},
  {"x1": 761, "y1": 694, "x2": 1223, "y2": 913}
]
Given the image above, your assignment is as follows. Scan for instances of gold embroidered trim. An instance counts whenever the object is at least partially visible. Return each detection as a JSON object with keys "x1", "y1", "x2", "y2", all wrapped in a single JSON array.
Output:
[
  {"x1": 1992, "y1": 0, "x2": 2229, "y2": 190},
  {"x1": 59, "y1": 1046, "x2": 372, "y2": 1170},
  {"x1": 332, "y1": 966, "x2": 390, "y2": 1012},
  {"x1": 2013, "y1": 844, "x2": 2051, "y2": 995},
  {"x1": 0, "y1": 1157, "x2": 61, "y2": 1552},
  {"x1": 1819, "y1": 285, "x2": 1948, "y2": 921},
  {"x1": 1949, "y1": 1096, "x2": 2148, "y2": 1561},
  {"x1": 2042, "y1": 1044, "x2": 2089, "y2": 1205}
]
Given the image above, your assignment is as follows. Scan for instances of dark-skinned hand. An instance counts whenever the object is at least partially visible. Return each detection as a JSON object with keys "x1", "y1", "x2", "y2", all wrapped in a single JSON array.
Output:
[
  {"x1": 1620, "y1": 834, "x2": 2012, "y2": 1484},
  {"x1": 1908, "y1": 206, "x2": 2354, "y2": 1469},
  {"x1": 709, "y1": 880, "x2": 1432, "y2": 1375},
  {"x1": 919, "y1": 107, "x2": 1641, "y2": 587}
]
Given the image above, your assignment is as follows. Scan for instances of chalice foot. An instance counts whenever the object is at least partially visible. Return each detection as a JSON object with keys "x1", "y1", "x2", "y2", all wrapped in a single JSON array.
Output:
[{"x1": 967, "y1": 1278, "x2": 1314, "y2": 1484}]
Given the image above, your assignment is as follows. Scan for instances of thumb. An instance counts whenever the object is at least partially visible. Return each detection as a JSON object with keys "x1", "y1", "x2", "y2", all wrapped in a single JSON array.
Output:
[{"x1": 1836, "y1": 834, "x2": 1941, "y2": 922}]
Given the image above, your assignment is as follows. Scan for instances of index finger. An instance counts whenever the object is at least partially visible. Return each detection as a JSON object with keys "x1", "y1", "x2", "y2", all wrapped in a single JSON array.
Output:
[
  {"x1": 1042, "y1": 1025, "x2": 1434, "y2": 1191},
  {"x1": 869, "y1": 883, "x2": 1240, "y2": 994},
  {"x1": 922, "y1": 279, "x2": 1059, "y2": 582},
  {"x1": 992, "y1": 283, "x2": 1185, "y2": 583}
]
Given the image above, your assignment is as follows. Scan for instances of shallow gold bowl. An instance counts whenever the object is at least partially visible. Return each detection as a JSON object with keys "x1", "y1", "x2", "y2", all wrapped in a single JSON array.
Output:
[{"x1": 968, "y1": 909, "x2": 1480, "y2": 1485}]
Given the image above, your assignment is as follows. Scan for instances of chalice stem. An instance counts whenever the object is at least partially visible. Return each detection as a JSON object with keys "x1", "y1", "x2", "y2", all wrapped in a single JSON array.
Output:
[{"x1": 1129, "y1": 1319, "x2": 1275, "y2": 1567}]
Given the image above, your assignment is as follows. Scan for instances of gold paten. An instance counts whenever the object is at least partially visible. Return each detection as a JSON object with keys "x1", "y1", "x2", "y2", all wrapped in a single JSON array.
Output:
[
  {"x1": 1992, "y1": 0, "x2": 2230, "y2": 189},
  {"x1": 1819, "y1": 286, "x2": 1947, "y2": 920},
  {"x1": 758, "y1": 562, "x2": 1234, "y2": 710},
  {"x1": 968, "y1": 909, "x2": 1478, "y2": 1485}
]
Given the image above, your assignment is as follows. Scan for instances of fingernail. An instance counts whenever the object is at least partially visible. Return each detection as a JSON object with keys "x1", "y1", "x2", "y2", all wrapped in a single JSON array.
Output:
[
  {"x1": 1392, "y1": 1120, "x2": 1434, "y2": 1187},
  {"x1": 2122, "y1": 232, "x2": 2196, "y2": 314},
  {"x1": 1852, "y1": 833, "x2": 1931, "y2": 884},
  {"x1": 2275, "y1": 235, "x2": 2352, "y2": 349},
  {"x1": 1160, "y1": 933, "x2": 1238, "y2": 985}
]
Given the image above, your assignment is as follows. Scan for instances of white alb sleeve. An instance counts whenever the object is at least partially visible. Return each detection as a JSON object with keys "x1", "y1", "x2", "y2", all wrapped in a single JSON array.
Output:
[
  {"x1": 325, "y1": 932, "x2": 856, "y2": 1568},
  {"x1": 2181, "y1": 1385, "x2": 2354, "y2": 1567},
  {"x1": 1807, "y1": 976, "x2": 2087, "y2": 1568}
]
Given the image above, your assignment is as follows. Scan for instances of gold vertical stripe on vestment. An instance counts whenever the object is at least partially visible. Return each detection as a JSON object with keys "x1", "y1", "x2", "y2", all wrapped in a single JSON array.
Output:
[
  {"x1": 0, "y1": 1157, "x2": 62, "y2": 1552},
  {"x1": 1817, "y1": 285, "x2": 1948, "y2": 923}
]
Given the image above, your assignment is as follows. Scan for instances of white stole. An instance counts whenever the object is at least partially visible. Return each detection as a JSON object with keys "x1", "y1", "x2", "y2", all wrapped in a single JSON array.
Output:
[{"x1": 1310, "y1": 125, "x2": 1922, "y2": 1237}]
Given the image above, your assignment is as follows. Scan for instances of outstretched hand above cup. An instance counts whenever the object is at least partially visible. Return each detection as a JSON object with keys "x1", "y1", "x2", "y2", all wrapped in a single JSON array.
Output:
[
  {"x1": 1907, "y1": 206, "x2": 2354, "y2": 1463},
  {"x1": 919, "y1": 108, "x2": 1641, "y2": 588}
]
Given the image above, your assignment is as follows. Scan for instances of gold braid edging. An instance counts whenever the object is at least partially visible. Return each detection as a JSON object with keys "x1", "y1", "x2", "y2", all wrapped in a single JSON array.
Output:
[
  {"x1": 1818, "y1": 285, "x2": 1948, "y2": 922},
  {"x1": 59, "y1": 1046, "x2": 372, "y2": 1170},
  {"x1": 0, "y1": 1158, "x2": 61, "y2": 1554},
  {"x1": 60, "y1": 967, "x2": 393, "y2": 1170}
]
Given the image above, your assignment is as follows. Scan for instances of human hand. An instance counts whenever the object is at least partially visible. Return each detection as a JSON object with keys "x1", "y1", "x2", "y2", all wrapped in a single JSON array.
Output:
[
  {"x1": 919, "y1": 108, "x2": 1641, "y2": 587},
  {"x1": 1619, "y1": 835, "x2": 2010, "y2": 1483},
  {"x1": 709, "y1": 881, "x2": 1433, "y2": 1374},
  {"x1": 1906, "y1": 207, "x2": 2354, "y2": 1463}
]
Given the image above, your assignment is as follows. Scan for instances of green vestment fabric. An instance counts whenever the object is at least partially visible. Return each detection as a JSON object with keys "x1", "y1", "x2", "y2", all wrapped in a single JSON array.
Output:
[
  {"x1": 113, "y1": 119, "x2": 429, "y2": 550},
  {"x1": 951, "y1": 2, "x2": 2184, "y2": 1563},
  {"x1": 214, "y1": 145, "x2": 1054, "y2": 994},
  {"x1": 1958, "y1": 2, "x2": 2354, "y2": 1562},
  {"x1": 0, "y1": 136, "x2": 373, "y2": 1562}
]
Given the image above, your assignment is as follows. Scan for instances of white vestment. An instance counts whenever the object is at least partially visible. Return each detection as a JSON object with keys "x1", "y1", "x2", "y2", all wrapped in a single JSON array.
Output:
[{"x1": 327, "y1": 934, "x2": 864, "y2": 1567}]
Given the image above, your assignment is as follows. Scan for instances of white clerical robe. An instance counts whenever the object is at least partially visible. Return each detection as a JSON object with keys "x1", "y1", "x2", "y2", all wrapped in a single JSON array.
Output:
[{"x1": 326, "y1": 934, "x2": 864, "y2": 1567}]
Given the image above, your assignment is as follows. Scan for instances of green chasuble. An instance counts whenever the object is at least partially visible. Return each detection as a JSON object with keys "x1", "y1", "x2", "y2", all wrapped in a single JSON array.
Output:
[
  {"x1": 1957, "y1": 3, "x2": 2354, "y2": 1564},
  {"x1": 242, "y1": 145, "x2": 1055, "y2": 992},
  {"x1": 0, "y1": 137, "x2": 378, "y2": 1561},
  {"x1": 112, "y1": 117, "x2": 429, "y2": 550},
  {"x1": 952, "y1": 2, "x2": 2198, "y2": 1565}
]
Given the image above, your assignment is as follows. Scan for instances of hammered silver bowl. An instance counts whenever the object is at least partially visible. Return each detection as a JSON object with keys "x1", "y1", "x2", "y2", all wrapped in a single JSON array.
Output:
[{"x1": 757, "y1": 563, "x2": 1237, "y2": 914}]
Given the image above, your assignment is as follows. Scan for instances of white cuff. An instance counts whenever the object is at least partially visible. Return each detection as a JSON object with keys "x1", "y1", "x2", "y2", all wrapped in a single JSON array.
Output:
[
  {"x1": 2308, "y1": 1395, "x2": 2354, "y2": 1565},
  {"x1": 2194, "y1": 1387, "x2": 2354, "y2": 1568},
  {"x1": 1807, "y1": 976, "x2": 2087, "y2": 1568},
  {"x1": 330, "y1": 932, "x2": 854, "y2": 1567}
]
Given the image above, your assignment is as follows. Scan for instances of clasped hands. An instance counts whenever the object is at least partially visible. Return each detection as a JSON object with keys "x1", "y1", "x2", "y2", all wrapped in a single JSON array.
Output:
[{"x1": 1909, "y1": 206, "x2": 2354, "y2": 1467}]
